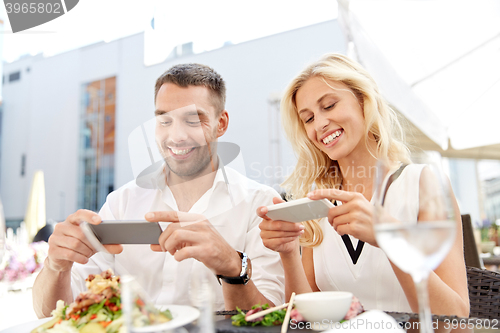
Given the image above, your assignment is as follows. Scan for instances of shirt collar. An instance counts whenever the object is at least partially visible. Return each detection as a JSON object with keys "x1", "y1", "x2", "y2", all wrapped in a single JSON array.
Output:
[
  {"x1": 152, "y1": 156, "x2": 235, "y2": 210},
  {"x1": 152, "y1": 156, "x2": 230, "y2": 188}
]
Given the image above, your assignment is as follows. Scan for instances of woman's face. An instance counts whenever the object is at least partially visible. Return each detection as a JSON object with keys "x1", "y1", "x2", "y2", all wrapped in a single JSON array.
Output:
[{"x1": 295, "y1": 76, "x2": 366, "y2": 162}]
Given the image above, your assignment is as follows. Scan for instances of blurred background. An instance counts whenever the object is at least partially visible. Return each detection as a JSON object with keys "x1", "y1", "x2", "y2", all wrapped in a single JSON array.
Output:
[{"x1": 0, "y1": 0, "x2": 500, "y2": 329}]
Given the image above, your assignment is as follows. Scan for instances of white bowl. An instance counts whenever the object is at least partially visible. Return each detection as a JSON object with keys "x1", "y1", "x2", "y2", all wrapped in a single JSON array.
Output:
[{"x1": 294, "y1": 291, "x2": 353, "y2": 324}]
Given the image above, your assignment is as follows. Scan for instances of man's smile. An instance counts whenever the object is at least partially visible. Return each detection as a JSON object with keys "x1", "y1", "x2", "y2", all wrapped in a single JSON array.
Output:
[{"x1": 168, "y1": 146, "x2": 196, "y2": 159}]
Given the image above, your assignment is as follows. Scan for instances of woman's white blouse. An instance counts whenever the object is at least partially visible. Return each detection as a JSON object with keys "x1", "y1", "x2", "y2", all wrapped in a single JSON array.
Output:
[{"x1": 313, "y1": 164, "x2": 425, "y2": 312}]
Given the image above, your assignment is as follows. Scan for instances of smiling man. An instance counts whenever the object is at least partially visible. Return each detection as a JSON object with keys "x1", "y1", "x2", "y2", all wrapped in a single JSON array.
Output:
[{"x1": 33, "y1": 64, "x2": 285, "y2": 317}]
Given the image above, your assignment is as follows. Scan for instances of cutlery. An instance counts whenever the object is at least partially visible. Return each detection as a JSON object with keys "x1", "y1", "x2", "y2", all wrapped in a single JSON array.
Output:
[
  {"x1": 245, "y1": 302, "x2": 289, "y2": 321},
  {"x1": 281, "y1": 292, "x2": 295, "y2": 333}
]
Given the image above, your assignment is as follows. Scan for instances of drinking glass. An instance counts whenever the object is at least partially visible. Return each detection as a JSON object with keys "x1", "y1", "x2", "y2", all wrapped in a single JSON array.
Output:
[
  {"x1": 372, "y1": 153, "x2": 457, "y2": 333},
  {"x1": 189, "y1": 264, "x2": 215, "y2": 333}
]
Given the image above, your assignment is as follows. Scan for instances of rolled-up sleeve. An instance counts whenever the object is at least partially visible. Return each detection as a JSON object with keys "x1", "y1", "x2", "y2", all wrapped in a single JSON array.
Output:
[{"x1": 244, "y1": 188, "x2": 285, "y2": 306}]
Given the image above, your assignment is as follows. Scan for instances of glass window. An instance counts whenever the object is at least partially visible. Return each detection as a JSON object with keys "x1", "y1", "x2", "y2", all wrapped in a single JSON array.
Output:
[
  {"x1": 78, "y1": 77, "x2": 116, "y2": 212},
  {"x1": 8, "y1": 71, "x2": 21, "y2": 82}
]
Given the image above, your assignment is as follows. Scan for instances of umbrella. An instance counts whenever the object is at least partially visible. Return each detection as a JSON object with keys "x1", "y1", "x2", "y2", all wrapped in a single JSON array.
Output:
[{"x1": 24, "y1": 170, "x2": 46, "y2": 242}]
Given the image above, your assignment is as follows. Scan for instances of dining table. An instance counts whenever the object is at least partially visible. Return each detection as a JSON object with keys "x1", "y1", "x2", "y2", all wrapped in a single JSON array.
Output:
[
  {"x1": 482, "y1": 255, "x2": 500, "y2": 267},
  {"x1": 213, "y1": 312, "x2": 499, "y2": 333},
  {"x1": 2, "y1": 311, "x2": 499, "y2": 333}
]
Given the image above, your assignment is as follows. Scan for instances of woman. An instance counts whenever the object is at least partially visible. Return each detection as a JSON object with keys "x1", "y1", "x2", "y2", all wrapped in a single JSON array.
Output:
[{"x1": 257, "y1": 53, "x2": 469, "y2": 316}]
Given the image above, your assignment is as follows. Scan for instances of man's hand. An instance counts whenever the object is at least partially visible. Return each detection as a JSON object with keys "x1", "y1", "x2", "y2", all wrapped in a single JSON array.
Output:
[
  {"x1": 46, "y1": 210, "x2": 123, "y2": 273},
  {"x1": 147, "y1": 211, "x2": 242, "y2": 277}
]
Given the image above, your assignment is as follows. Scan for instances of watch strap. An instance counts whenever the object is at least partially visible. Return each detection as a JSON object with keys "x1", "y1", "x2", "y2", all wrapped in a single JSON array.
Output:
[{"x1": 216, "y1": 251, "x2": 251, "y2": 285}]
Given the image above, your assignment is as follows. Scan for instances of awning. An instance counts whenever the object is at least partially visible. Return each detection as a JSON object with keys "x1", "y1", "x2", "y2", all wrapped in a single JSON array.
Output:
[{"x1": 338, "y1": 0, "x2": 500, "y2": 159}]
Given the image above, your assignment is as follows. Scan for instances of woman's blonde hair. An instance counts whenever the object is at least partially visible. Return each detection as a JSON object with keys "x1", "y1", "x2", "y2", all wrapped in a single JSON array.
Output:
[{"x1": 280, "y1": 53, "x2": 411, "y2": 247}]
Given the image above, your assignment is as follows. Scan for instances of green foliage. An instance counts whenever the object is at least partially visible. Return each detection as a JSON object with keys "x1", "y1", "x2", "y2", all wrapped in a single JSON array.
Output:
[
  {"x1": 87, "y1": 300, "x2": 106, "y2": 315},
  {"x1": 231, "y1": 304, "x2": 287, "y2": 327}
]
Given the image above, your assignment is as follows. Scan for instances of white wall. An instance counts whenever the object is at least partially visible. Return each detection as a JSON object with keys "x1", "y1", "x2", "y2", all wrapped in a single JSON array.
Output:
[
  {"x1": 1, "y1": 56, "x2": 35, "y2": 221},
  {"x1": 0, "y1": 16, "x2": 3, "y2": 100},
  {"x1": 1, "y1": 20, "x2": 345, "y2": 221},
  {"x1": 29, "y1": 49, "x2": 81, "y2": 221}
]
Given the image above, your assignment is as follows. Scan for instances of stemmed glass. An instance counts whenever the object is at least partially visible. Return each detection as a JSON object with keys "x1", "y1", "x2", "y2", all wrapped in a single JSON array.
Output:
[{"x1": 372, "y1": 153, "x2": 457, "y2": 333}]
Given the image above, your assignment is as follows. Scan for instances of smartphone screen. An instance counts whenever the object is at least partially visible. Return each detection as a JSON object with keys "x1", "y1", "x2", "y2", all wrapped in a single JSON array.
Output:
[
  {"x1": 87, "y1": 221, "x2": 162, "y2": 244},
  {"x1": 266, "y1": 198, "x2": 334, "y2": 223}
]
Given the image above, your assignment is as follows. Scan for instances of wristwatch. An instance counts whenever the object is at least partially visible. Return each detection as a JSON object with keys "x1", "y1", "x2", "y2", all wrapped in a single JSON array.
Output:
[{"x1": 216, "y1": 251, "x2": 252, "y2": 285}]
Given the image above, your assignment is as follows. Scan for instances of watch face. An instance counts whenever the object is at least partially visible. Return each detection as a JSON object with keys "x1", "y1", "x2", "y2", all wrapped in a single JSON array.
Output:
[{"x1": 217, "y1": 252, "x2": 252, "y2": 284}]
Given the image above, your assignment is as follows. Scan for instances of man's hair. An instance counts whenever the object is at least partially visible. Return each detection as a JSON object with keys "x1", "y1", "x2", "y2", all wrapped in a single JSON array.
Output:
[{"x1": 154, "y1": 63, "x2": 226, "y2": 113}]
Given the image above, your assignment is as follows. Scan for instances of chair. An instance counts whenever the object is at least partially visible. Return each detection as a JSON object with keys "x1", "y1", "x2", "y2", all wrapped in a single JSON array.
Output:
[
  {"x1": 32, "y1": 223, "x2": 54, "y2": 243},
  {"x1": 461, "y1": 215, "x2": 500, "y2": 319},
  {"x1": 467, "y1": 266, "x2": 500, "y2": 320},
  {"x1": 461, "y1": 214, "x2": 482, "y2": 269}
]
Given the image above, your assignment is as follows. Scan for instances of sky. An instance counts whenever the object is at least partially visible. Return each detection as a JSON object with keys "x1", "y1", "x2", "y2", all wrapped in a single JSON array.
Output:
[
  {"x1": 478, "y1": 161, "x2": 500, "y2": 181},
  {"x1": 1, "y1": 0, "x2": 338, "y2": 63}
]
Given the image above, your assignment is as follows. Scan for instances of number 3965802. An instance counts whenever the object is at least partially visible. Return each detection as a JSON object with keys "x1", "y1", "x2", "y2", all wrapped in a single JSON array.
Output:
[
  {"x1": 5, "y1": 2, "x2": 62, "y2": 14},
  {"x1": 443, "y1": 318, "x2": 499, "y2": 330}
]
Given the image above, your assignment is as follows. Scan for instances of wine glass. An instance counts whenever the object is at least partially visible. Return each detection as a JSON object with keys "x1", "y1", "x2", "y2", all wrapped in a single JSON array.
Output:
[{"x1": 372, "y1": 153, "x2": 457, "y2": 333}]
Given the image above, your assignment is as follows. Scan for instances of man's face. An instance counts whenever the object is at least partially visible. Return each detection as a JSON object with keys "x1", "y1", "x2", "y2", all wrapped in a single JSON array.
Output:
[{"x1": 155, "y1": 83, "x2": 223, "y2": 180}]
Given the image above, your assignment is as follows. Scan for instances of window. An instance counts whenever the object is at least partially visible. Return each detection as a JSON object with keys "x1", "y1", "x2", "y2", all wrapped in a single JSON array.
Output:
[
  {"x1": 21, "y1": 154, "x2": 26, "y2": 176},
  {"x1": 9, "y1": 71, "x2": 21, "y2": 83},
  {"x1": 78, "y1": 77, "x2": 116, "y2": 211}
]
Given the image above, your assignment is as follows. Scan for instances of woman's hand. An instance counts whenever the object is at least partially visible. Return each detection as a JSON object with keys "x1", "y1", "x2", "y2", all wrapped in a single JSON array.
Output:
[
  {"x1": 307, "y1": 189, "x2": 378, "y2": 247},
  {"x1": 257, "y1": 197, "x2": 304, "y2": 254}
]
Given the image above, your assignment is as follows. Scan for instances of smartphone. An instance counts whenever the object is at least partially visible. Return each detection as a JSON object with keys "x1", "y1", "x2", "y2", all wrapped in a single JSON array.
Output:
[
  {"x1": 266, "y1": 198, "x2": 334, "y2": 223},
  {"x1": 81, "y1": 220, "x2": 162, "y2": 245}
]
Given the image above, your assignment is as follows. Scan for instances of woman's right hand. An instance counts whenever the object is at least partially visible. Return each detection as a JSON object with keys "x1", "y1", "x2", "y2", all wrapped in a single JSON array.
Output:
[{"x1": 257, "y1": 197, "x2": 305, "y2": 254}]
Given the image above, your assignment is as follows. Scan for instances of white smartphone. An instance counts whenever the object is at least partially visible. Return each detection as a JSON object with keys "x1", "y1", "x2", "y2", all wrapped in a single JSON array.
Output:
[
  {"x1": 265, "y1": 198, "x2": 334, "y2": 223},
  {"x1": 81, "y1": 220, "x2": 162, "y2": 245}
]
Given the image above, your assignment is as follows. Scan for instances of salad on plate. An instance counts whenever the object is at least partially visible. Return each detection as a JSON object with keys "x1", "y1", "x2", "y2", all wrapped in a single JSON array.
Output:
[{"x1": 32, "y1": 270, "x2": 172, "y2": 333}]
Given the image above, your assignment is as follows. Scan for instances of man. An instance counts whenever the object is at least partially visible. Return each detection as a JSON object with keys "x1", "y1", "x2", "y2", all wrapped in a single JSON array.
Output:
[{"x1": 33, "y1": 63, "x2": 284, "y2": 317}]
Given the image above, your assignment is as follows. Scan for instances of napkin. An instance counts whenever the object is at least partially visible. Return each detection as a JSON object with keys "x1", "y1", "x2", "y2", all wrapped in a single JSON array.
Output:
[{"x1": 322, "y1": 310, "x2": 405, "y2": 332}]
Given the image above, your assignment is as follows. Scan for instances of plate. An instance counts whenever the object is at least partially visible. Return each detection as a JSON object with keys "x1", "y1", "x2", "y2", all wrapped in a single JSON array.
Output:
[
  {"x1": 0, "y1": 317, "x2": 51, "y2": 333},
  {"x1": 131, "y1": 305, "x2": 200, "y2": 332},
  {"x1": 7, "y1": 305, "x2": 199, "y2": 333}
]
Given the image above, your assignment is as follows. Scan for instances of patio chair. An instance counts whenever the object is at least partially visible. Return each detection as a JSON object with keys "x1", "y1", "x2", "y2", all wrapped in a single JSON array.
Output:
[
  {"x1": 462, "y1": 214, "x2": 482, "y2": 269},
  {"x1": 467, "y1": 266, "x2": 500, "y2": 320}
]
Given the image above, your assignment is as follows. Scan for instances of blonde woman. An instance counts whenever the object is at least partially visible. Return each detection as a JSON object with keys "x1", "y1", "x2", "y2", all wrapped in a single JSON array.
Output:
[{"x1": 257, "y1": 53, "x2": 469, "y2": 316}]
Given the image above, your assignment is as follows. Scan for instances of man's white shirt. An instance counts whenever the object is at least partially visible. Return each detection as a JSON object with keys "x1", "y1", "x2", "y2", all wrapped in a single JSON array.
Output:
[{"x1": 71, "y1": 165, "x2": 285, "y2": 310}]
